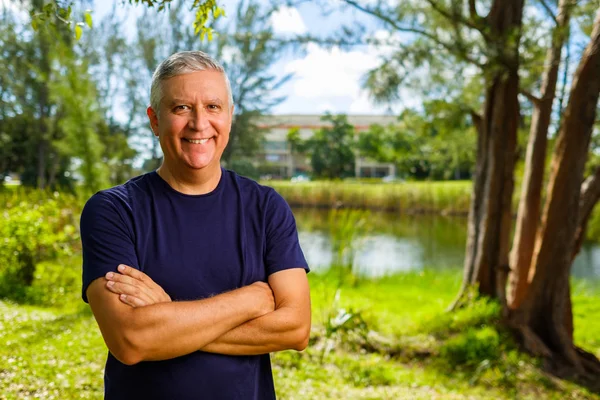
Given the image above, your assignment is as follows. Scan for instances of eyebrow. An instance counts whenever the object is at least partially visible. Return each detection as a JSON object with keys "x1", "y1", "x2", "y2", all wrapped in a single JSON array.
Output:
[{"x1": 168, "y1": 97, "x2": 225, "y2": 106}]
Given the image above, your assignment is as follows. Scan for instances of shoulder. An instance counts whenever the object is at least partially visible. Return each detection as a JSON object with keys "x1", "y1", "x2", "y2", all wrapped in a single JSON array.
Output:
[
  {"x1": 223, "y1": 169, "x2": 283, "y2": 205},
  {"x1": 81, "y1": 173, "x2": 155, "y2": 223}
]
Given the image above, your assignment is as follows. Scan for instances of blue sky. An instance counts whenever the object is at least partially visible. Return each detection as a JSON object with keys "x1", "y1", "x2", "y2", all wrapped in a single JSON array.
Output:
[{"x1": 92, "y1": 0, "x2": 410, "y2": 116}]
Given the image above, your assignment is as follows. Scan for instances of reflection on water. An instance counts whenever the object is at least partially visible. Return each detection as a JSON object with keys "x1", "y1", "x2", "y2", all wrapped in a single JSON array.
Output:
[{"x1": 294, "y1": 208, "x2": 600, "y2": 280}]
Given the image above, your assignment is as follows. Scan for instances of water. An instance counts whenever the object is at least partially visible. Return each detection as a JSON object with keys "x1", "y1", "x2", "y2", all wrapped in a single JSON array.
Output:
[{"x1": 294, "y1": 208, "x2": 600, "y2": 281}]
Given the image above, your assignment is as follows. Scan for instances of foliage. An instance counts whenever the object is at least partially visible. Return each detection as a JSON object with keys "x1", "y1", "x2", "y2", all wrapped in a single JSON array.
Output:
[
  {"x1": 2, "y1": 269, "x2": 599, "y2": 399},
  {"x1": 32, "y1": 0, "x2": 224, "y2": 41},
  {"x1": 440, "y1": 326, "x2": 501, "y2": 367},
  {"x1": 291, "y1": 114, "x2": 357, "y2": 179},
  {"x1": 357, "y1": 107, "x2": 477, "y2": 180},
  {"x1": 327, "y1": 208, "x2": 370, "y2": 283},
  {"x1": 228, "y1": 159, "x2": 260, "y2": 180},
  {"x1": 316, "y1": 288, "x2": 370, "y2": 361},
  {"x1": 0, "y1": 2, "x2": 121, "y2": 190},
  {"x1": 268, "y1": 180, "x2": 473, "y2": 214},
  {"x1": 0, "y1": 192, "x2": 81, "y2": 302},
  {"x1": 30, "y1": 1, "x2": 93, "y2": 40}
]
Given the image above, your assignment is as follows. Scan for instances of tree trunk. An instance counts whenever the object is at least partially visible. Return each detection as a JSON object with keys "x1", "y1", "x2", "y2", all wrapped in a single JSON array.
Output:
[
  {"x1": 510, "y1": 9, "x2": 600, "y2": 378},
  {"x1": 454, "y1": 0, "x2": 524, "y2": 308},
  {"x1": 572, "y1": 166, "x2": 600, "y2": 261},
  {"x1": 34, "y1": 0, "x2": 51, "y2": 190},
  {"x1": 508, "y1": 0, "x2": 573, "y2": 309}
]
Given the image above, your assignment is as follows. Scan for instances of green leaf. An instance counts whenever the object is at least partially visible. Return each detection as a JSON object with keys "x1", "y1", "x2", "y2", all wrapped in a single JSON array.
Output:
[
  {"x1": 31, "y1": 18, "x2": 39, "y2": 31},
  {"x1": 75, "y1": 24, "x2": 83, "y2": 41},
  {"x1": 84, "y1": 11, "x2": 93, "y2": 29}
]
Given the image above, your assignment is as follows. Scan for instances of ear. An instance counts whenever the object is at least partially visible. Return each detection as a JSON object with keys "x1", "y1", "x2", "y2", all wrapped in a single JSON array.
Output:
[{"x1": 147, "y1": 106, "x2": 159, "y2": 137}]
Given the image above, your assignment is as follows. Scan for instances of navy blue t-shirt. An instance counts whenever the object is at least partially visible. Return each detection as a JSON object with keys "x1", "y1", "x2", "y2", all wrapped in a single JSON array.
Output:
[{"x1": 80, "y1": 169, "x2": 309, "y2": 400}]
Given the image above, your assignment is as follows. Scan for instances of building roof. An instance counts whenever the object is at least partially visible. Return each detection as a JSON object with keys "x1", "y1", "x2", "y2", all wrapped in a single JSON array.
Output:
[{"x1": 257, "y1": 114, "x2": 399, "y2": 131}]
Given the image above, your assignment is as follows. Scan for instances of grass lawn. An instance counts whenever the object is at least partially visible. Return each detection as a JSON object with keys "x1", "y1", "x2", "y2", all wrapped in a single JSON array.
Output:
[{"x1": 1, "y1": 271, "x2": 599, "y2": 399}]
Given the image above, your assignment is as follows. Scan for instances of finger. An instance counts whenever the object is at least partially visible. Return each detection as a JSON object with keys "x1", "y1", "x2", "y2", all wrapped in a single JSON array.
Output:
[
  {"x1": 106, "y1": 280, "x2": 152, "y2": 304},
  {"x1": 117, "y1": 264, "x2": 152, "y2": 284},
  {"x1": 105, "y1": 271, "x2": 145, "y2": 288},
  {"x1": 118, "y1": 294, "x2": 148, "y2": 308},
  {"x1": 115, "y1": 265, "x2": 171, "y2": 303},
  {"x1": 106, "y1": 275, "x2": 165, "y2": 304}
]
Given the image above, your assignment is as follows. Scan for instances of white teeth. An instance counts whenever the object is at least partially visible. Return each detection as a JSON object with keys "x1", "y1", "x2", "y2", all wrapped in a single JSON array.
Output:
[{"x1": 186, "y1": 138, "x2": 210, "y2": 144}]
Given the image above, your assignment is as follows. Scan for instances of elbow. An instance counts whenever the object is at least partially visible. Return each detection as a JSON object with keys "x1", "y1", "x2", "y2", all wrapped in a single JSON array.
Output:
[
  {"x1": 109, "y1": 327, "x2": 145, "y2": 366},
  {"x1": 112, "y1": 348, "x2": 142, "y2": 366},
  {"x1": 291, "y1": 325, "x2": 311, "y2": 352}
]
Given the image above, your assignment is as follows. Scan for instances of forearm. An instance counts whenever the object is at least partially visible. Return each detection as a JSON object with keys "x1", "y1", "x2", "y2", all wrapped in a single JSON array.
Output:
[
  {"x1": 118, "y1": 288, "x2": 263, "y2": 363},
  {"x1": 201, "y1": 306, "x2": 310, "y2": 355}
]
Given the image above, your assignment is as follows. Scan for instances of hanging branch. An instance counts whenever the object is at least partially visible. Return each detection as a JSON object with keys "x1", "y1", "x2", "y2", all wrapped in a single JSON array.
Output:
[
  {"x1": 424, "y1": 0, "x2": 490, "y2": 41},
  {"x1": 538, "y1": 0, "x2": 558, "y2": 24},
  {"x1": 341, "y1": 0, "x2": 485, "y2": 68}
]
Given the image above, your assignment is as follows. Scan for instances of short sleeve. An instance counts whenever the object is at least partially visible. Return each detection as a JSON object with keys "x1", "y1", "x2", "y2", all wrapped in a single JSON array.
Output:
[
  {"x1": 264, "y1": 190, "x2": 309, "y2": 276},
  {"x1": 80, "y1": 192, "x2": 139, "y2": 303}
]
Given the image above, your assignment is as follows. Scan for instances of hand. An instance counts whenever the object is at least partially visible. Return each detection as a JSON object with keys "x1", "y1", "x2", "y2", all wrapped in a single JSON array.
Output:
[
  {"x1": 245, "y1": 281, "x2": 275, "y2": 317},
  {"x1": 105, "y1": 264, "x2": 172, "y2": 308}
]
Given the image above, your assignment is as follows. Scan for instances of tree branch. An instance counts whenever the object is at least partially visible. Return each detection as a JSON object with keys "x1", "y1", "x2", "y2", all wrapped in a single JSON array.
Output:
[
  {"x1": 469, "y1": 0, "x2": 479, "y2": 20},
  {"x1": 424, "y1": 0, "x2": 488, "y2": 40},
  {"x1": 572, "y1": 166, "x2": 600, "y2": 260},
  {"x1": 538, "y1": 0, "x2": 558, "y2": 24},
  {"x1": 520, "y1": 89, "x2": 542, "y2": 107},
  {"x1": 341, "y1": 0, "x2": 484, "y2": 68}
]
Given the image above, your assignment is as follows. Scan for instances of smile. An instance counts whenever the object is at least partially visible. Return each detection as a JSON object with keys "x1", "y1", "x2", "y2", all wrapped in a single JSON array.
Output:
[{"x1": 184, "y1": 138, "x2": 212, "y2": 144}]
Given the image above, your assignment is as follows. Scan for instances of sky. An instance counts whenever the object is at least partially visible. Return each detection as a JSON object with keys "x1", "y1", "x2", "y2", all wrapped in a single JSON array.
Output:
[{"x1": 92, "y1": 0, "x2": 409, "y2": 116}]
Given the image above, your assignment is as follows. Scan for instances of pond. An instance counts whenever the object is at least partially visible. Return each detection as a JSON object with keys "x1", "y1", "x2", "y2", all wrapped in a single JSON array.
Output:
[{"x1": 293, "y1": 208, "x2": 600, "y2": 281}]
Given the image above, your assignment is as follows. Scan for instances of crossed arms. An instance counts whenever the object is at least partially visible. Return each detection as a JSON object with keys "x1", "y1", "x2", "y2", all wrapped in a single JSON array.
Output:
[{"x1": 86, "y1": 265, "x2": 311, "y2": 365}]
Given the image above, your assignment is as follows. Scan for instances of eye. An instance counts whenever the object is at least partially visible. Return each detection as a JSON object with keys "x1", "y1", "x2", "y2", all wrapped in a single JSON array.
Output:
[
  {"x1": 207, "y1": 104, "x2": 221, "y2": 111},
  {"x1": 173, "y1": 105, "x2": 190, "y2": 112}
]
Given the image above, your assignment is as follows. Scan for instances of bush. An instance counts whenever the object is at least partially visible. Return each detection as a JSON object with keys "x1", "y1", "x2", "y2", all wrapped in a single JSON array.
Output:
[
  {"x1": 0, "y1": 192, "x2": 81, "y2": 302},
  {"x1": 228, "y1": 159, "x2": 260, "y2": 180},
  {"x1": 440, "y1": 326, "x2": 501, "y2": 367},
  {"x1": 25, "y1": 257, "x2": 82, "y2": 306}
]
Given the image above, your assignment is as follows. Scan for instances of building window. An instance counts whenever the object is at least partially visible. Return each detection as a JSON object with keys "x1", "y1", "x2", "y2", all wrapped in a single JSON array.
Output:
[
  {"x1": 264, "y1": 141, "x2": 288, "y2": 151},
  {"x1": 266, "y1": 154, "x2": 281, "y2": 162}
]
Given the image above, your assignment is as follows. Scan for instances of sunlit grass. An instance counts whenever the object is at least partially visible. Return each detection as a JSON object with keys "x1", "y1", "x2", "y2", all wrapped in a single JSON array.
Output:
[
  {"x1": 2, "y1": 270, "x2": 599, "y2": 399},
  {"x1": 267, "y1": 180, "x2": 473, "y2": 214}
]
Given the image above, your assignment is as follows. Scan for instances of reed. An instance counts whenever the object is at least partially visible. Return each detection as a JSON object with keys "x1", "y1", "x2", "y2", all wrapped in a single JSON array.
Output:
[{"x1": 268, "y1": 180, "x2": 473, "y2": 214}]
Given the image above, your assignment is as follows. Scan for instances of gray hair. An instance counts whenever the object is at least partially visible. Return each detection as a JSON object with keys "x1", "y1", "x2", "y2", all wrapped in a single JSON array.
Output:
[{"x1": 150, "y1": 51, "x2": 233, "y2": 112}]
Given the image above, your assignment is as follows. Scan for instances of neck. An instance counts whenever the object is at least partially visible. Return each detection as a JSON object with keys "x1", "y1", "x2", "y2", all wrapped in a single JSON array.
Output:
[{"x1": 156, "y1": 162, "x2": 222, "y2": 195}]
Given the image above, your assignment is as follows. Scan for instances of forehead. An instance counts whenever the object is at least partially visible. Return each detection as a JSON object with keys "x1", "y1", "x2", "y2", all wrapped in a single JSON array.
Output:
[{"x1": 160, "y1": 70, "x2": 228, "y2": 102}]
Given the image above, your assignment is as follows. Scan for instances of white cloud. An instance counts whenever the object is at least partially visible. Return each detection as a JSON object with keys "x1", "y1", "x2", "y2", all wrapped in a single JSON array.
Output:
[
  {"x1": 284, "y1": 43, "x2": 380, "y2": 99},
  {"x1": 270, "y1": 6, "x2": 307, "y2": 35},
  {"x1": 268, "y1": 7, "x2": 427, "y2": 115},
  {"x1": 275, "y1": 37, "x2": 420, "y2": 115}
]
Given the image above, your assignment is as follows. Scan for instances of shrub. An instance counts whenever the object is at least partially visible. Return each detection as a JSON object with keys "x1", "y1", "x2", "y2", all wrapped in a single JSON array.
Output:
[
  {"x1": 0, "y1": 192, "x2": 81, "y2": 302},
  {"x1": 440, "y1": 326, "x2": 501, "y2": 367}
]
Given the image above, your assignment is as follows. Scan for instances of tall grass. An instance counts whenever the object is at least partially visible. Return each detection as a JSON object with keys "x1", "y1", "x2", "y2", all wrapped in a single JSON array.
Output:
[
  {"x1": 269, "y1": 180, "x2": 600, "y2": 243},
  {"x1": 269, "y1": 180, "x2": 473, "y2": 214}
]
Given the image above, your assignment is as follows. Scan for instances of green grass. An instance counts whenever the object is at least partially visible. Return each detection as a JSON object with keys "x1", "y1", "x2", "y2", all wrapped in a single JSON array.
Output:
[
  {"x1": 267, "y1": 180, "x2": 474, "y2": 214},
  {"x1": 1, "y1": 270, "x2": 599, "y2": 399}
]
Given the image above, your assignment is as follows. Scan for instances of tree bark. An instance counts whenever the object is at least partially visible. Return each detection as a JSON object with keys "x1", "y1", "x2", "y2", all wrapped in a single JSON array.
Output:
[
  {"x1": 454, "y1": 0, "x2": 524, "y2": 308},
  {"x1": 572, "y1": 166, "x2": 600, "y2": 260},
  {"x1": 511, "y1": 9, "x2": 600, "y2": 377},
  {"x1": 508, "y1": 0, "x2": 574, "y2": 309}
]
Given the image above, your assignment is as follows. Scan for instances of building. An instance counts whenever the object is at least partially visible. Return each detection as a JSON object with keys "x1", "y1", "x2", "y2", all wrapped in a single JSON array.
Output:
[{"x1": 255, "y1": 114, "x2": 398, "y2": 179}]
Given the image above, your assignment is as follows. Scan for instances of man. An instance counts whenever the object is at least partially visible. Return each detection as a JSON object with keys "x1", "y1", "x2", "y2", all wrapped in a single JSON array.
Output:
[{"x1": 80, "y1": 51, "x2": 311, "y2": 400}]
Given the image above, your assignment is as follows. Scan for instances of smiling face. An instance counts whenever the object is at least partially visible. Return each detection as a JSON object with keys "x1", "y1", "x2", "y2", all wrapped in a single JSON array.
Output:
[{"x1": 147, "y1": 70, "x2": 233, "y2": 177}]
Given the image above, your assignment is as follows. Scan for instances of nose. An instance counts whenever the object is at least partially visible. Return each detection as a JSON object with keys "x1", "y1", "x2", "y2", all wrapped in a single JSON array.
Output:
[{"x1": 188, "y1": 108, "x2": 210, "y2": 132}]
